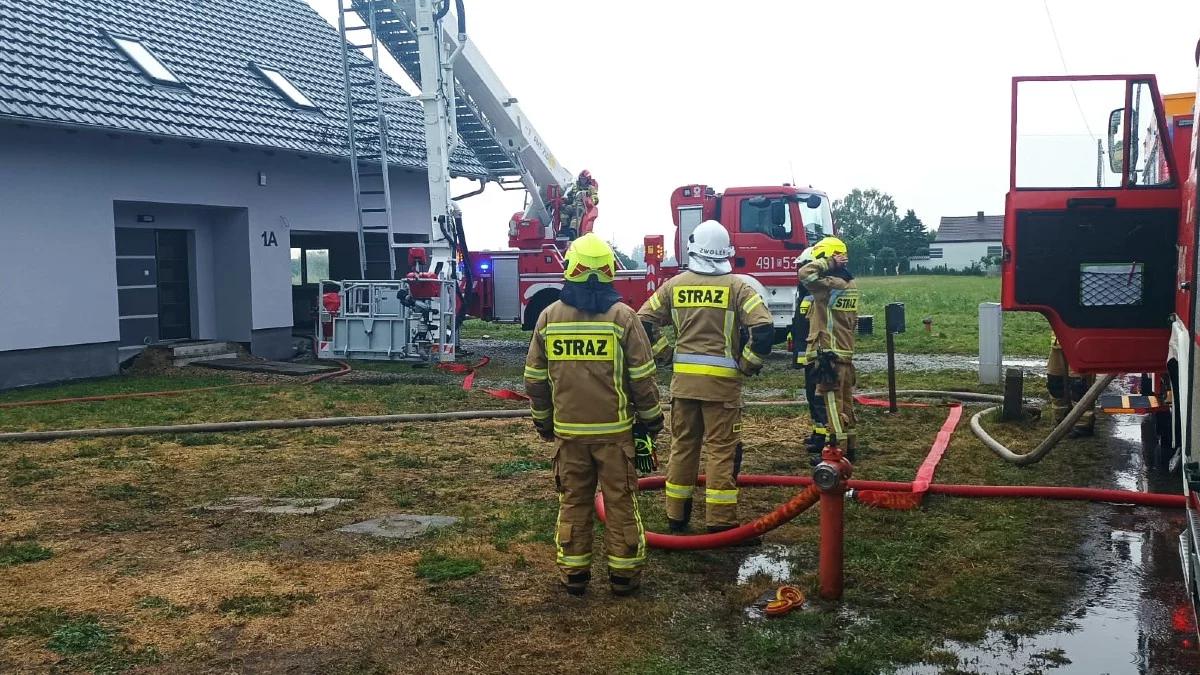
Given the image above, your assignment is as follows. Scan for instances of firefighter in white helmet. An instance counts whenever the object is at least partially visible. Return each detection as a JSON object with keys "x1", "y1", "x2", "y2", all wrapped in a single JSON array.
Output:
[
  {"x1": 525, "y1": 233, "x2": 662, "y2": 597},
  {"x1": 638, "y1": 221, "x2": 774, "y2": 534}
]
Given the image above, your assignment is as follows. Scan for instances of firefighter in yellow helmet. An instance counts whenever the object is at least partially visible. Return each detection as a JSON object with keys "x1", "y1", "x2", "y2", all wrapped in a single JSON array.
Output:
[
  {"x1": 793, "y1": 250, "x2": 828, "y2": 452},
  {"x1": 797, "y1": 236, "x2": 860, "y2": 459},
  {"x1": 638, "y1": 221, "x2": 774, "y2": 534},
  {"x1": 524, "y1": 233, "x2": 663, "y2": 597},
  {"x1": 1047, "y1": 335, "x2": 1096, "y2": 437}
]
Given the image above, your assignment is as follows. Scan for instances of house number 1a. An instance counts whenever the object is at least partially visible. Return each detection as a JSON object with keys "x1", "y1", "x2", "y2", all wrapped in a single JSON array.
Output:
[{"x1": 261, "y1": 231, "x2": 278, "y2": 247}]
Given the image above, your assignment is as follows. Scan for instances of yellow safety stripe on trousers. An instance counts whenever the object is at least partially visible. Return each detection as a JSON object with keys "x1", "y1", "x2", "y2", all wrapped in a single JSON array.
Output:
[
  {"x1": 824, "y1": 391, "x2": 844, "y2": 438},
  {"x1": 543, "y1": 321, "x2": 624, "y2": 338},
  {"x1": 628, "y1": 360, "x2": 656, "y2": 380},
  {"x1": 705, "y1": 488, "x2": 739, "y2": 505},
  {"x1": 812, "y1": 425, "x2": 827, "y2": 435},
  {"x1": 557, "y1": 552, "x2": 593, "y2": 568},
  {"x1": 742, "y1": 294, "x2": 764, "y2": 313},
  {"x1": 674, "y1": 362, "x2": 740, "y2": 378},
  {"x1": 805, "y1": 345, "x2": 854, "y2": 359},
  {"x1": 530, "y1": 407, "x2": 552, "y2": 420},
  {"x1": 651, "y1": 335, "x2": 670, "y2": 356},
  {"x1": 553, "y1": 418, "x2": 634, "y2": 436},
  {"x1": 637, "y1": 404, "x2": 663, "y2": 420},
  {"x1": 665, "y1": 481, "x2": 695, "y2": 499},
  {"x1": 795, "y1": 354, "x2": 808, "y2": 365},
  {"x1": 741, "y1": 345, "x2": 763, "y2": 365},
  {"x1": 607, "y1": 554, "x2": 645, "y2": 570},
  {"x1": 523, "y1": 366, "x2": 548, "y2": 381}
]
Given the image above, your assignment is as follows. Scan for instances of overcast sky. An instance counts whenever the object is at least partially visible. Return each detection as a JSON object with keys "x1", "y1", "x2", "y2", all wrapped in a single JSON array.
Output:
[{"x1": 306, "y1": 0, "x2": 1200, "y2": 255}]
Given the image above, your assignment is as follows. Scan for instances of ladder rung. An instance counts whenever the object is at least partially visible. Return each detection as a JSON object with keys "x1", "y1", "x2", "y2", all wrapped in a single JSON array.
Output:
[
  {"x1": 344, "y1": 25, "x2": 372, "y2": 31},
  {"x1": 361, "y1": 208, "x2": 389, "y2": 213},
  {"x1": 348, "y1": 62, "x2": 376, "y2": 69},
  {"x1": 360, "y1": 190, "x2": 386, "y2": 195},
  {"x1": 353, "y1": 117, "x2": 380, "y2": 125},
  {"x1": 352, "y1": 99, "x2": 381, "y2": 106},
  {"x1": 359, "y1": 171, "x2": 385, "y2": 177}
]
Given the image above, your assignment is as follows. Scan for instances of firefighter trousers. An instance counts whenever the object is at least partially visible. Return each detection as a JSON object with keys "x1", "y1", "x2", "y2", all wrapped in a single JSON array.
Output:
[
  {"x1": 665, "y1": 398, "x2": 742, "y2": 528},
  {"x1": 1047, "y1": 344, "x2": 1095, "y2": 434},
  {"x1": 553, "y1": 437, "x2": 646, "y2": 582},
  {"x1": 804, "y1": 362, "x2": 829, "y2": 440},
  {"x1": 816, "y1": 361, "x2": 856, "y2": 451}
]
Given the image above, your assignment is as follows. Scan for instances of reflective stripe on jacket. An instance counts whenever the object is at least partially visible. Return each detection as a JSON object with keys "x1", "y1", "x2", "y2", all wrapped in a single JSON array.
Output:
[
  {"x1": 524, "y1": 300, "x2": 661, "y2": 439},
  {"x1": 637, "y1": 271, "x2": 772, "y2": 402}
]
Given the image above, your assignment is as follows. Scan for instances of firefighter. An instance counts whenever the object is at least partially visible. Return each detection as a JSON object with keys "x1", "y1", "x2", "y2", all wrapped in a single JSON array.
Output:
[
  {"x1": 797, "y1": 237, "x2": 859, "y2": 460},
  {"x1": 1047, "y1": 335, "x2": 1096, "y2": 437},
  {"x1": 638, "y1": 220, "x2": 774, "y2": 534},
  {"x1": 559, "y1": 170, "x2": 600, "y2": 240},
  {"x1": 524, "y1": 233, "x2": 663, "y2": 597},
  {"x1": 794, "y1": 284, "x2": 829, "y2": 453}
]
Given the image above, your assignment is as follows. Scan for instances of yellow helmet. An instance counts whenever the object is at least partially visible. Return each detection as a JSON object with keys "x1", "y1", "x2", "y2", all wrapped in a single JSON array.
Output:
[
  {"x1": 811, "y1": 236, "x2": 848, "y2": 260},
  {"x1": 563, "y1": 233, "x2": 616, "y2": 283}
]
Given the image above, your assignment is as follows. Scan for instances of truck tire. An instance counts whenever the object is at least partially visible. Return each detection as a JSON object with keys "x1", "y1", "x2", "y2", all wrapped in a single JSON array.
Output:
[{"x1": 522, "y1": 288, "x2": 560, "y2": 331}]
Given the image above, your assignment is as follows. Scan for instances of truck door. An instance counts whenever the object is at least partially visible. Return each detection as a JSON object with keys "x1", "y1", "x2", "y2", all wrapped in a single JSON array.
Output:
[
  {"x1": 1004, "y1": 75, "x2": 1182, "y2": 373},
  {"x1": 729, "y1": 194, "x2": 808, "y2": 279}
]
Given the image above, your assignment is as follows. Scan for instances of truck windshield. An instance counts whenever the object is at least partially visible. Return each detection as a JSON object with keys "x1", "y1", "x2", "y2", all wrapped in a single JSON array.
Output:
[{"x1": 798, "y1": 194, "x2": 833, "y2": 242}]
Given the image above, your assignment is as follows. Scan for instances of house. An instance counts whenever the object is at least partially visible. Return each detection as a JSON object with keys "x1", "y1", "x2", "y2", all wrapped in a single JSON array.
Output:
[
  {"x1": 0, "y1": 0, "x2": 489, "y2": 389},
  {"x1": 911, "y1": 211, "x2": 1003, "y2": 271}
]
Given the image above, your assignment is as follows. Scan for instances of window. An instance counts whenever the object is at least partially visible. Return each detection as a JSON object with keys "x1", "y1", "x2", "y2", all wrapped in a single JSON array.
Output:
[
  {"x1": 108, "y1": 34, "x2": 183, "y2": 86},
  {"x1": 928, "y1": 248, "x2": 943, "y2": 259},
  {"x1": 291, "y1": 248, "x2": 330, "y2": 286},
  {"x1": 797, "y1": 193, "x2": 834, "y2": 240},
  {"x1": 986, "y1": 245, "x2": 1003, "y2": 258},
  {"x1": 254, "y1": 64, "x2": 317, "y2": 109},
  {"x1": 1080, "y1": 262, "x2": 1143, "y2": 306},
  {"x1": 739, "y1": 197, "x2": 792, "y2": 240}
]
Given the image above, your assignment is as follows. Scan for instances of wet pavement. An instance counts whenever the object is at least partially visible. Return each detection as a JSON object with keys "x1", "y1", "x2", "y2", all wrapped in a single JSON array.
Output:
[{"x1": 900, "y1": 413, "x2": 1200, "y2": 675}]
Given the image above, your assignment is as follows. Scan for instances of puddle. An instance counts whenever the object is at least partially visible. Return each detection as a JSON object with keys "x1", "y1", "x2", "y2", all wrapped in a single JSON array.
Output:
[
  {"x1": 736, "y1": 544, "x2": 792, "y2": 585},
  {"x1": 902, "y1": 407, "x2": 1200, "y2": 674}
]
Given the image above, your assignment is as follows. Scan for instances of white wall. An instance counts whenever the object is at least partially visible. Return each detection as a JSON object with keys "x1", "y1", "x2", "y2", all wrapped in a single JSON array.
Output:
[
  {"x1": 0, "y1": 123, "x2": 430, "y2": 353},
  {"x1": 914, "y1": 241, "x2": 1000, "y2": 271}
]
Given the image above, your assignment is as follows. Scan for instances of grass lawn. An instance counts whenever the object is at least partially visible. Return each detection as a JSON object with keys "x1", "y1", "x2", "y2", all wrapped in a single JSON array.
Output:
[
  {"x1": 461, "y1": 275, "x2": 1052, "y2": 357},
  {"x1": 853, "y1": 276, "x2": 1050, "y2": 357},
  {"x1": 0, "y1": 366, "x2": 1121, "y2": 673}
]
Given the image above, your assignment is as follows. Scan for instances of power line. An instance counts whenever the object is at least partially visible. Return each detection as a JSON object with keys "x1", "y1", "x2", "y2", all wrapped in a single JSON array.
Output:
[{"x1": 1041, "y1": 0, "x2": 1097, "y2": 142}]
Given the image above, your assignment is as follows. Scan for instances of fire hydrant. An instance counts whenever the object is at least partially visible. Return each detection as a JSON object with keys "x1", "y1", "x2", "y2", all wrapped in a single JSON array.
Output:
[{"x1": 813, "y1": 445, "x2": 853, "y2": 600}]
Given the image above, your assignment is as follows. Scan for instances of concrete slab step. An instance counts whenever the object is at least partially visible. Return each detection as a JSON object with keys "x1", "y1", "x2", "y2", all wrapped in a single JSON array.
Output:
[
  {"x1": 172, "y1": 352, "x2": 240, "y2": 367},
  {"x1": 170, "y1": 341, "x2": 238, "y2": 358}
]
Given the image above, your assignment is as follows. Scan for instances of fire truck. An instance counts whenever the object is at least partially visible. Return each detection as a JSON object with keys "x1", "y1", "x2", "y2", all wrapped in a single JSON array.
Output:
[
  {"x1": 1000, "y1": 44, "x2": 1198, "y2": 622},
  {"x1": 317, "y1": 1, "x2": 829, "y2": 363}
]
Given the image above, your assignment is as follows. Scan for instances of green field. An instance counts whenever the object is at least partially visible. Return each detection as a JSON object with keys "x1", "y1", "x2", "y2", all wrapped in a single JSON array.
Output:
[{"x1": 464, "y1": 275, "x2": 1052, "y2": 357}]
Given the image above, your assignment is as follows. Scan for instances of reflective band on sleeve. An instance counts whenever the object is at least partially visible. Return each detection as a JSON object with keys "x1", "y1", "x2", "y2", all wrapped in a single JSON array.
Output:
[
  {"x1": 557, "y1": 552, "x2": 593, "y2": 568},
  {"x1": 607, "y1": 554, "x2": 645, "y2": 570},
  {"x1": 665, "y1": 481, "x2": 695, "y2": 499},
  {"x1": 705, "y1": 488, "x2": 738, "y2": 505},
  {"x1": 523, "y1": 366, "x2": 548, "y2": 381},
  {"x1": 741, "y1": 345, "x2": 763, "y2": 365},
  {"x1": 648, "y1": 292, "x2": 662, "y2": 311},
  {"x1": 742, "y1": 294, "x2": 764, "y2": 313},
  {"x1": 628, "y1": 360, "x2": 656, "y2": 380},
  {"x1": 530, "y1": 407, "x2": 552, "y2": 420},
  {"x1": 651, "y1": 336, "x2": 670, "y2": 355},
  {"x1": 637, "y1": 404, "x2": 663, "y2": 420}
]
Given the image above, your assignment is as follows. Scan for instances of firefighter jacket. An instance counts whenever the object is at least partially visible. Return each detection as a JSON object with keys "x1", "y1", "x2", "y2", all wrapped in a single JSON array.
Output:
[
  {"x1": 637, "y1": 271, "x2": 773, "y2": 403},
  {"x1": 798, "y1": 258, "x2": 858, "y2": 362},
  {"x1": 524, "y1": 300, "x2": 661, "y2": 440}
]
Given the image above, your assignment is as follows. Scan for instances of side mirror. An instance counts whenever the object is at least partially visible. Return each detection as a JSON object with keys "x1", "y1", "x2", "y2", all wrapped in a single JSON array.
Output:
[
  {"x1": 1107, "y1": 108, "x2": 1123, "y2": 173},
  {"x1": 805, "y1": 195, "x2": 822, "y2": 209},
  {"x1": 770, "y1": 201, "x2": 787, "y2": 226}
]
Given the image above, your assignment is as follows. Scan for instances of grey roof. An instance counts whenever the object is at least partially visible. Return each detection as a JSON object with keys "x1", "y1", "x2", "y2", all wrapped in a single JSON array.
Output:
[
  {"x1": 934, "y1": 213, "x2": 1003, "y2": 242},
  {"x1": 0, "y1": 0, "x2": 487, "y2": 177}
]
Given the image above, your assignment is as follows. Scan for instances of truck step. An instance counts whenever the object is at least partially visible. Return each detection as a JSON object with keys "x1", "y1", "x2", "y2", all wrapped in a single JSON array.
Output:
[{"x1": 1100, "y1": 394, "x2": 1169, "y2": 414}]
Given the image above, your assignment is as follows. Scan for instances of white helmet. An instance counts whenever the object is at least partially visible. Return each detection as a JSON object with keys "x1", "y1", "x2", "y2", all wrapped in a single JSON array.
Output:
[
  {"x1": 687, "y1": 220, "x2": 734, "y2": 275},
  {"x1": 795, "y1": 247, "x2": 815, "y2": 266}
]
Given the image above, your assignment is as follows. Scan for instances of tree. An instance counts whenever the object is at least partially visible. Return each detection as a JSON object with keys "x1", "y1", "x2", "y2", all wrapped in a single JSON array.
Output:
[
  {"x1": 629, "y1": 243, "x2": 646, "y2": 268},
  {"x1": 845, "y1": 236, "x2": 874, "y2": 276},
  {"x1": 893, "y1": 210, "x2": 929, "y2": 261},
  {"x1": 832, "y1": 188, "x2": 900, "y2": 249},
  {"x1": 875, "y1": 246, "x2": 898, "y2": 276},
  {"x1": 612, "y1": 246, "x2": 640, "y2": 270}
]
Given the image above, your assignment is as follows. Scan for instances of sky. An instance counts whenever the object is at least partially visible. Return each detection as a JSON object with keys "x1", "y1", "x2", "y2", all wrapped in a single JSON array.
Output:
[{"x1": 305, "y1": 0, "x2": 1200, "y2": 255}]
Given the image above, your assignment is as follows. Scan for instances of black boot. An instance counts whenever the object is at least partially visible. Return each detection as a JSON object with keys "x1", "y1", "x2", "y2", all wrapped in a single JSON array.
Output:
[
  {"x1": 561, "y1": 570, "x2": 590, "y2": 596},
  {"x1": 805, "y1": 434, "x2": 826, "y2": 454},
  {"x1": 668, "y1": 498, "x2": 693, "y2": 532},
  {"x1": 610, "y1": 574, "x2": 641, "y2": 597}
]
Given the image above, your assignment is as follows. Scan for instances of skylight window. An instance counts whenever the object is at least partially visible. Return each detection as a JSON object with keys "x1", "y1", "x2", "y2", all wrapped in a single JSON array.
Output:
[
  {"x1": 108, "y1": 35, "x2": 182, "y2": 86},
  {"x1": 254, "y1": 65, "x2": 318, "y2": 110}
]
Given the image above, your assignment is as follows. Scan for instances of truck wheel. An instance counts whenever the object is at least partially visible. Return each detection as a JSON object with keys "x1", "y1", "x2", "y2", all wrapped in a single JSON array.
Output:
[{"x1": 522, "y1": 288, "x2": 560, "y2": 331}]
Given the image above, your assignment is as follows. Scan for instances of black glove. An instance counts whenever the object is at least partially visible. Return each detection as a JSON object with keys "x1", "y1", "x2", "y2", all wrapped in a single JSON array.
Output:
[
  {"x1": 813, "y1": 350, "x2": 840, "y2": 386},
  {"x1": 633, "y1": 420, "x2": 662, "y2": 473},
  {"x1": 533, "y1": 417, "x2": 555, "y2": 441}
]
